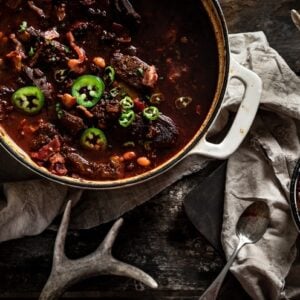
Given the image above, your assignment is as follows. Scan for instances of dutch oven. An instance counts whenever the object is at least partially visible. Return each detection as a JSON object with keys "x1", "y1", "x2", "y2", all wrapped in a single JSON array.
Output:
[{"x1": 0, "y1": 0, "x2": 262, "y2": 189}]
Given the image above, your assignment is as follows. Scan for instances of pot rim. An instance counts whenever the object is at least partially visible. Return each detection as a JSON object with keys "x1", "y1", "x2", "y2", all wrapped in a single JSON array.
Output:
[
  {"x1": 290, "y1": 159, "x2": 300, "y2": 231},
  {"x1": 0, "y1": 0, "x2": 230, "y2": 190}
]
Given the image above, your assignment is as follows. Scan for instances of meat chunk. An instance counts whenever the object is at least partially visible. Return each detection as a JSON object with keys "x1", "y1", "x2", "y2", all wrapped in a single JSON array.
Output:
[
  {"x1": 27, "y1": 26, "x2": 60, "y2": 43},
  {"x1": 0, "y1": 86, "x2": 14, "y2": 97},
  {"x1": 59, "y1": 110, "x2": 86, "y2": 136},
  {"x1": 24, "y1": 66, "x2": 54, "y2": 99},
  {"x1": 36, "y1": 121, "x2": 58, "y2": 137},
  {"x1": 146, "y1": 114, "x2": 178, "y2": 148},
  {"x1": 6, "y1": 34, "x2": 26, "y2": 72},
  {"x1": 30, "y1": 135, "x2": 68, "y2": 176},
  {"x1": 30, "y1": 135, "x2": 61, "y2": 161},
  {"x1": 91, "y1": 99, "x2": 120, "y2": 129},
  {"x1": 49, "y1": 153, "x2": 68, "y2": 176},
  {"x1": 111, "y1": 52, "x2": 158, "y2": 89},
  {"x1": 65, "y1": 151, "x2": 125, "y2": 180},
  {"x1": 129, "y1": 114, "x2": 147, "y2": 139},
  {"x1": 31, "y1": 133, "x2": 51, "y2": 151},
  {"x1": 30, "y1": 121, "x2": 59, "y2": 151},
  {"x1": 65, "y1": 152, "x2": 95, "y2": 178},
  {"x1": 26, "y1": 27, "x2": 69, "y2": 67}
]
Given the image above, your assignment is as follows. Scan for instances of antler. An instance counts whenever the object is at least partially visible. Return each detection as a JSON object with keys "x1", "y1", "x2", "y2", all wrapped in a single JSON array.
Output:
[
  {"x1": 39, "y1": 201, "x2": 158, "y2": 300},
  {"x1": 291, "y1": 9, "x2": 300, "y2": 31}
]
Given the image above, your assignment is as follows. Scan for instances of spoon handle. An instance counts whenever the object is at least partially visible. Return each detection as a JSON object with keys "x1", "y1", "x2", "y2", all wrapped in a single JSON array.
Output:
[{"x1": 199, "y1": 240, "x2": 245, "y2": 300}]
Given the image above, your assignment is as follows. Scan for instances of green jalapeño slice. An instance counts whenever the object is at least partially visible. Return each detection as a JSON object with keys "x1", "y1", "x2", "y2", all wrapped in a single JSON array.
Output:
[
  {"x1": 12, "y1": 86, "x2": 45, "y2": 115},
  {"x1": 103, "y1": 66, "x2": 115, "y2": 86},
  {"x1": 72, "y1": 75, "x2": 105, "y2": 108},
  {"x1": 120, "y1": 96, "x2": 134, "y2": 111},
  {"x1": 143, "y1": 106, "x2": 160, "y2": 121},
  {"x1": 119, "y1": 110, "x2": 135, "y2": 128},
  {"x1": 80, "y1": 128, "x2": 107, "y2": 151}
]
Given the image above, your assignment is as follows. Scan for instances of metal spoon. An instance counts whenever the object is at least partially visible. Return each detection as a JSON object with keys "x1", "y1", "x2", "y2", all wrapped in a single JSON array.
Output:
[
  {"x1": 200, "y1": 201, "x2": 270, "y2": 300},
  {"x1": 291, "y1": 9, "x2": 300, "y2": 31}
]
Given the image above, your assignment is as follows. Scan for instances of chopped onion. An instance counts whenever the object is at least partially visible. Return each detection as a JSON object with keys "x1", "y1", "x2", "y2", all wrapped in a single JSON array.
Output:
[
  {"x1": 175, "y1": 96, "x2": 192, "y2": 109},
  {"x1": 150, "y1": 93, "x2": 165, "y2": 105},
  {"x1": 123, "y1": 141, "x2": 135, "y2": 148},
  {"x1": 144, "y1": 141, "x2": 152, "y2": 151},
  {"x1": 54, "y1": 69, "x2": 69, "y2": 82}
]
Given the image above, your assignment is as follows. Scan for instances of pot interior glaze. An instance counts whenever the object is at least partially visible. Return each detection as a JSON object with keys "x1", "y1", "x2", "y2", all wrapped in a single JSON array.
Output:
[{"x1": 0, "y1": 0, "x2": 229, "y2": 189}]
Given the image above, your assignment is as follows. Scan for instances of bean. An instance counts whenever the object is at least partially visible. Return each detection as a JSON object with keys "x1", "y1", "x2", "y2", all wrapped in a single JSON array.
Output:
[
  {"x1": 111, "y1": 155, "x2": 124, "y2": 164},
  {"x1": 93, "y1": 57, "x2": 106, "y2": 69},
  {"x1": 60, "y1": 93, "x2": 76, "y2": 108},
  {"x1": 137, "y1": 156, "x2": 151, "y2": 167},
  {"x1": 123, "y1": 151, "x2": 136, "y2": 161}
]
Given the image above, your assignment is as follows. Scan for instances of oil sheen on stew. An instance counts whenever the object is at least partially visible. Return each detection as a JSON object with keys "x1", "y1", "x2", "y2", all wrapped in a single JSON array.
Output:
[{"x1": 0, "y1": 0, "x2": 219, "y2": 181}]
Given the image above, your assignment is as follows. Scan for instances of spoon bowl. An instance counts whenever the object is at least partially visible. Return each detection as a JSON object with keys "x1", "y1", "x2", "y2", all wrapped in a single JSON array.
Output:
[
  {"x1": 200, "y1": 201, "x2": 270, "y2": 300},
  {"x1": 237, "y1": 201, "x2": 270, "y2": 243}
]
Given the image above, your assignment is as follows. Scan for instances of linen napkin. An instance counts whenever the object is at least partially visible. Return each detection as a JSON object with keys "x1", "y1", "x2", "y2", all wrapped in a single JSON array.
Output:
[
  {"x1": 221, "y1": 32, "x2": 300, "y2": 299},
  {"x1": 0, "y1": 152, "x2": 210, "y2": 238}
]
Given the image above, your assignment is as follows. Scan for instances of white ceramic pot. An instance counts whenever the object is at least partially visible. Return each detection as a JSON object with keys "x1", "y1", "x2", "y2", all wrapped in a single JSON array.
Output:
[{"x1": 0, "y1": 0, "x2": 262, "y2": 189}]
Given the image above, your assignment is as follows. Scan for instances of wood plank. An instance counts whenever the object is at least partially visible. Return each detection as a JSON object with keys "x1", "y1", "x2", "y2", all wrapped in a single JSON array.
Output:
[
  {"x1": 221, "y1": 0, "x2": 300, "y2": 74},
  {"x1": 0, "y1": 163, "x2": 222, "y2": 295}
]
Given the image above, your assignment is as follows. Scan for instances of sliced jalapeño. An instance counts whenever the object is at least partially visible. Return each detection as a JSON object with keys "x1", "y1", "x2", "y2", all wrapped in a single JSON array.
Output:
[
  {"x1": 12, "y1": 86, "x2": 45, "y2": 115},
  {"x1": 72, "y1": 75, "x2": 105, "y2": 108}
]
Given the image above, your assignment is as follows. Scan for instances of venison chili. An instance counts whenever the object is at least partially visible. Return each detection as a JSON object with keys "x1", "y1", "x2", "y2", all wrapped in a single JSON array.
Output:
[{"x1": 0, "y1": 0, "x2": 219, "y2": 181}]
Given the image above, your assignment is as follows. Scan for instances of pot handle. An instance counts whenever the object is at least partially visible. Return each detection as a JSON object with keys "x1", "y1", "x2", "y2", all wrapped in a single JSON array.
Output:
[{"x1": 189, "y1": 58, "x2": 262, "y2": 159}]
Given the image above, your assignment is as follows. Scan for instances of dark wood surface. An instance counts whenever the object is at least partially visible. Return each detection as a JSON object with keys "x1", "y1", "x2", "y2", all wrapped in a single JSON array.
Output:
[
  {"x1": 0, "y1": 0, "x2": 299, "y2": 299},
  {"x1": 223, "y1": 0, "x2": 300, "y2": 74}
]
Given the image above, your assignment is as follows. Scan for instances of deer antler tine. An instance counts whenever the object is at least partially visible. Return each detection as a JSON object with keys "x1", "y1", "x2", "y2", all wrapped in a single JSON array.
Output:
[
  {"x1": 99, "y1": 218, "x2": 124, "y2": 254},
  {"x1": 108, "y1": 258, "x2": 158, "y2": 289},
  {"x1": 53, "y1": 200, "x2": 72, "y2": 265},
  {"x1": 291, "y1": 10, "x2": 300, "y2": 31},
  {"x1": 40, "y1": 206, "x2": 158, "y2": 300},
  {"x1": 95, "y1": 218, "x2": 158, "y2": 288}
]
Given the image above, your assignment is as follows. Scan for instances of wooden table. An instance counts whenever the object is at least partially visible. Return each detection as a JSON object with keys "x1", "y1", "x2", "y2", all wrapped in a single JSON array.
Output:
[{"x1": 0, "y1": 1, "x2": 299, "y2": 299}]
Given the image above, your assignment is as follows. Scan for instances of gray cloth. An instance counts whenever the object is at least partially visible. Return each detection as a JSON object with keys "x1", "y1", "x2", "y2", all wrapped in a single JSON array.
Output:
[
  {"x1": 0, "y1": 143, "x2": 209, "y2": 234},
  {"x1": 0, "y1": 31, "x2": 299, "y2": 299},
  {"x1": 221, "y1": 32, "x2": 300, "y2": 299}
]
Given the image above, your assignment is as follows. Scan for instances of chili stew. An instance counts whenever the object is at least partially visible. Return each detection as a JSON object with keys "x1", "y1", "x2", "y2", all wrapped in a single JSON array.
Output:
[{"x1": 0, "y1": 0, "x2": 219, "y2": 181}]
